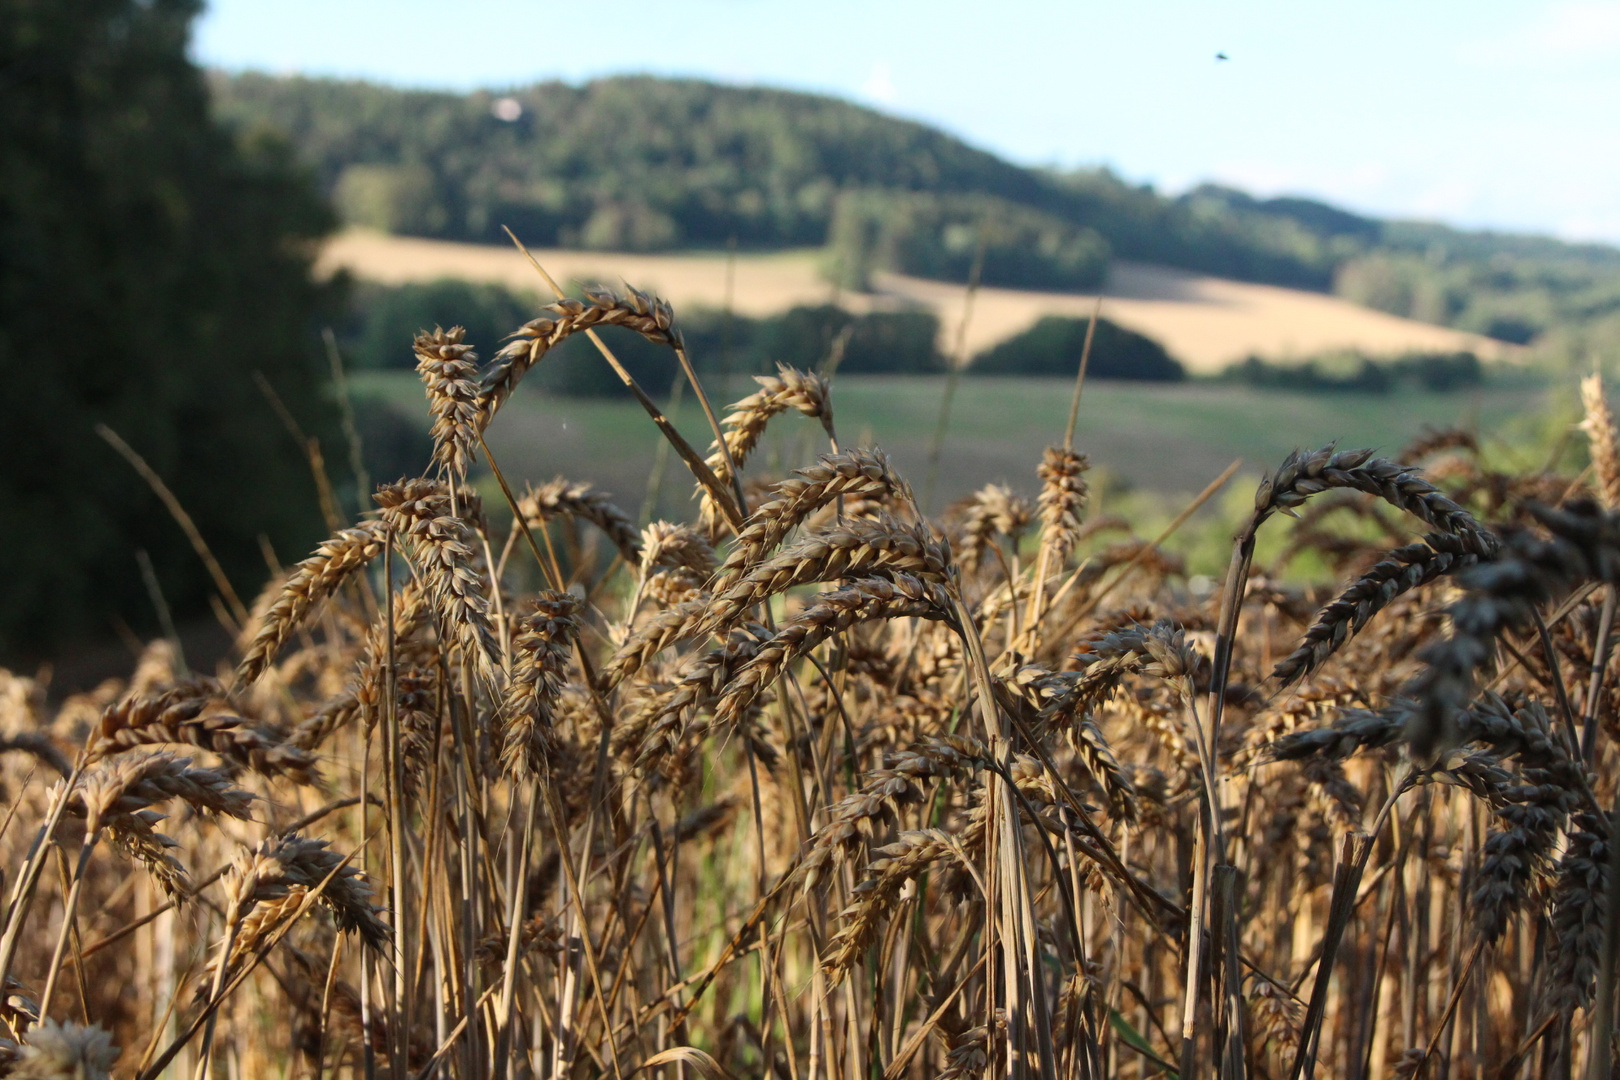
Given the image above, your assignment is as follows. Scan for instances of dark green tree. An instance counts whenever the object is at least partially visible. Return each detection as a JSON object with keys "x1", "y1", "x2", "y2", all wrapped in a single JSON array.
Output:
[
  {"x1": 343, "y1": 278, "x2": 539, "y2": 371},
  {"x1": 0, "y1": 0, "x2": 339, "y2": 661},
  {"x1": 971, "y1": 317, "x2": 1184, "y2": 381}
]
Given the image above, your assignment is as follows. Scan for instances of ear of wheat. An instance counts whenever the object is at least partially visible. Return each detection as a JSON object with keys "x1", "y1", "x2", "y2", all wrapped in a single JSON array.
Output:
[{"x1": 8, "y1": 271, "x2": 1619, "y2": 1080}]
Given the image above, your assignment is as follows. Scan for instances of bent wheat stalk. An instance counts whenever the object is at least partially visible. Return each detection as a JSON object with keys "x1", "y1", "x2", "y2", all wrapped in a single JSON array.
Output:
[{"x1": 499, "y1": 229, "x2": 747, "y2": 530}]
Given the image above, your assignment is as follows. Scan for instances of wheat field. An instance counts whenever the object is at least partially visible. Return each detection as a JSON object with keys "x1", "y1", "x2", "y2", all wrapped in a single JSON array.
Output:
[{"x1": 0, "y1": 274, "x2": 1615, "y2": 1080}]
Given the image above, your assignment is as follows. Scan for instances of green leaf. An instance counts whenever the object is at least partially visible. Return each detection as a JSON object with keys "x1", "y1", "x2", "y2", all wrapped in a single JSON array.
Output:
[{"x1": 1108, "y1": 1008, "x2": 1179, "y2": 1078}]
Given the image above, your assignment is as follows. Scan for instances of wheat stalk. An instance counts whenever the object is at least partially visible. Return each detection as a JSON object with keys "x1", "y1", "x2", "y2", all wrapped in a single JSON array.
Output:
[
  {"x1": 712, "y1": 574, "x2": 956, "y2": 731},
  {"x1": 480, "y1": 285, "x2": 681, "y2": 425},
  {"x1": 1272, "y1": 532, "x2": 1480, "y2": 687},
  {"x1": 226, "y1": 835, "x2": 389, "y2": 949},
  {"x1": 713, "y1": 448, "x2": 913, "y2": 590},
  {"x1": 1583, "y1": 374, "x2": 1620, "y2": 509},
  {"x1": 699, "y1": 364, "x2": 836, "y2": 528},
  {"x1": 701, "y1": 515, "x2": 951, "y2": 634},
  {"x1": 519, "y1": 478, "x2": 642, "y2": 568},
  {"x1": 601, "y1": 596, "x2": 711, "y2": 691},
  {"x1": 90, "y1": 681, "x2": 316, "y2": 783},
  {"x1": 18, "y1": 262, "x2": 1620, "y2": 1079},
  {"x1": 373, "y1": 478, "x2": 504, "y2": 681},
  {"x1": 500, "y1": 592, "x2": 580, "y2": 780},
  {"x1": 415, "y1": 326, "x2": 482, "y2": 483},
  {"x1": 1401, "y1": 501, "x2": 1620, "y2": 761},
  {"x1": 237, "y1": 520, "x2": 388, "y2": 686},
  {"x1": 1254, "y1": 443, "x2": 1498, "y2": 556}
]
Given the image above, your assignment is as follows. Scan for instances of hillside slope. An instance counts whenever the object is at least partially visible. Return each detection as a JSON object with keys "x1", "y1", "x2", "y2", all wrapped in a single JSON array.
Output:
[{"x1": 213, "y1": 73, "x2": 1357, "y2": 288}]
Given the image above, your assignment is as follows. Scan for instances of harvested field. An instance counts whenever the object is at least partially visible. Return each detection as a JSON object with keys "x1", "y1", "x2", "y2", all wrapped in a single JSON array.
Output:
[{"x1": 321, "y1": 228, "x2": 1515, "y2": 371}]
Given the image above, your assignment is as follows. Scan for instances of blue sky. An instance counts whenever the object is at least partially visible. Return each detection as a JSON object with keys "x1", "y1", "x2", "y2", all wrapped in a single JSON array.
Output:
[{"x1": 195, "y1": 1, "x2": 1620, "y2": 244}]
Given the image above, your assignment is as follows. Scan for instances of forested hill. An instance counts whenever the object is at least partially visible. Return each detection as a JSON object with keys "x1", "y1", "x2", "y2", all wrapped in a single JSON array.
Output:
[
  {"x1": 211, "y1": 73, "x2": 1364, "y2": 287},
  {"x1": 213, "y1": 73, "x2": 1620, "y2": 351},
  {"x1": 212, "y1": 74, "x2": 1036, "y2": 248}
]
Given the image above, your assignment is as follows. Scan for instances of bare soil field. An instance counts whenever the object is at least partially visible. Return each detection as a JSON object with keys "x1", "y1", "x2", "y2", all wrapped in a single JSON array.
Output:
[{"x1": 321, "y1": 228, "x2": 1515, "y2": 372}]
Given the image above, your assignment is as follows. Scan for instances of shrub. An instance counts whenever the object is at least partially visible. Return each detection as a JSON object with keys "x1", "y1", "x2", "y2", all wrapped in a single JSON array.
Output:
[
  {"x1": 1220, "y1": 350, "x2": 1483, "y2": 394},
  {"x1": 351, "y1": 396, "x2": 435, "y2": 480},
  {"x1": 970, "y1": 316, "x2": 1185, "y2": 381},
  {"x1": 756, "y1": 305, "x2": 944, "y2": 375},
  {"x1": 343, "y1": 279, "x2": 538, "y2": 370}
]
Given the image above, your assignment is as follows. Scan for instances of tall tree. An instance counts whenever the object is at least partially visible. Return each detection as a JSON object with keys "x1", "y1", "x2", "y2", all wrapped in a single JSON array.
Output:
[{"x1": 0, "y1": 0, "x2": 339, "y2": 660}]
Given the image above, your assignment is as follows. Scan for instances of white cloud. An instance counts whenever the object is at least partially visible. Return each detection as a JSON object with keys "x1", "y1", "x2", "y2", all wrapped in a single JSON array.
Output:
[{"x1": 860, "y1": 61, "x2": 897, "y2": 105}]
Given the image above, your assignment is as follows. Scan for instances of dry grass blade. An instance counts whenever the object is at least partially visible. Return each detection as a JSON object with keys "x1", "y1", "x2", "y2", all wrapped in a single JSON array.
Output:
[
  {"x1": 94, "y1": 424, "x2": 250, "y2": 626},
  {"x1": 636, "y1": 1046, "x2": 739, "y2": 1080}
]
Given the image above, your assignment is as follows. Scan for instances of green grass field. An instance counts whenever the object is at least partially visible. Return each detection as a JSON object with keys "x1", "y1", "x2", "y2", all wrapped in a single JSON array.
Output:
[
  {"x1": 356, "y1": 370, "x2": 1556, "y2": 506},
  {"x1": 353, "y1": 370, "x2": 1566, "y2": 577}
]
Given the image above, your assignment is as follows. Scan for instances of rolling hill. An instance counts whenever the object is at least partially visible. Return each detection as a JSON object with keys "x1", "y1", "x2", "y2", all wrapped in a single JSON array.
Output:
[{"x1": 214, "y1": 72, "x2": 1620, "y2": 357}]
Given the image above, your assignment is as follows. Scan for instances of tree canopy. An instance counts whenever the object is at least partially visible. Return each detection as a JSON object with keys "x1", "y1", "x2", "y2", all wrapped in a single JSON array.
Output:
[
  {"x1": 971, "y1": 317, "x2": 1185, "y2": 382},
  {"x1": 1, "y1": 0, "x2": 339, "y2": 660}
]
